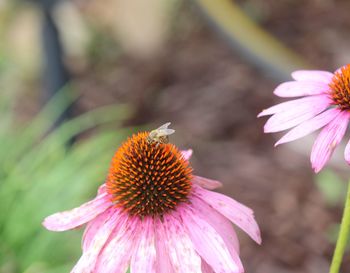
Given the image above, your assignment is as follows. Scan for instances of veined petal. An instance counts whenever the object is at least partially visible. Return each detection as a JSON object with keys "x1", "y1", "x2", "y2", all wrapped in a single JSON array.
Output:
[
  {"x1": 258, "y1": 94, "x2": 330, "y2": 117},
  {"x1": 71, "y1": 209, "x2": 122, "y2": 273},
  {"x1": 311, "y1": 111, "x2": 350, "y2": 173},
  {"x1": 263, "y1": 95, "x2": 331, "y2": 133},
  {"x1": 43, "y1": 191, "x2": 112, "y2": 232},
  {"x1": 162, "y1": 212, "x2": 202, "y2": 273},
  {"x1": 155, "y1": 220, "x2": 174, "y2": 273},
  {"x1": 193, "y1": 175, "x2": 223, "y2": 190},
  {"x1": 191, "y1": 196, "x2": 240, "y2": 253},
  {"x1": 181, "y1": 208, "x2": 241, "y2": 273},
  {"x1": 82, "y1": 207, "x2": 114, "y2": 252},
  {"x1": 130, "y1": 217, "x2": 156, "y2": 273},
  {"x1": 274, "y1": 81, "x2": 330, "y2": 97},
  {"x1": 291, "y1": 70, "x2": 333, "y2": 84},
  {"x1": 193, "y1": 185, "x2": 261, "y2": 244},
  {"x1": 94, "y1": 214, "x2": 139, "y2": 273},
  {"x1": 191, "y1": 197, "x2": 243, "y2": 272},
  {"x1": 181, "y1": 149, "x2": 193, "y2": 161},
  {"x1": 275, "y1": 108, "x2": 340, "y2": 146}
]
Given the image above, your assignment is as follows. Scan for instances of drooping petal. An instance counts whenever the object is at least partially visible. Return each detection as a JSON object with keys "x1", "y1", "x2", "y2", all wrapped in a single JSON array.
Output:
[
  {"x1": 161, "y1": 212, "x2": 202, "y2": 273},
  {"x1": 191, "y1": 196, "x2": 243, "y2": 272},
  {"x1": 263, "y1": 95, "x2": 331, "y2": 133},
  {"x1": 154, "y1": 219, "x2": 174, "y2": 273},
  {"x1": 274, "y1": 81, "x2": 330, "y2": 97},
  {"x1": 181, "y1": 149, "x2": 193, "y2": 161},
  {"x1": 191, "y1": 196, "x2": 240, "y2": 253},
  {"x1": 130, "y1": 217, "x2": 156, "y2": 273},
  {"x1": 82, "y1": 207, "x2": 114, "y2": 251},
  {"x1": 181, "y1": 207, "x2": 242, "y2": 273},
  {"x1": 275, "y1": 108, "x2": 340, "y2": 146},
  {"x1": 43, "y1": 191, "x2": 112, "y2": 232},
  {"x1": 193, "y1": 175, "x2": 223, "y2": 190},
  {"x1": 291, "y1": 70, "x2": 333, "y2": 84},
  {"x1": 258, "y1": 95, "x2": 330, "y2": 117},
  {"x1": 311, "y1": 111, "x2": 350, "y2": 173},
  {"x1": 193, "y1": 185, "x2": 261, "y2": 244},
  {"x1": 71, "y1": 209, "x2": 122, "y2": 273},
  {"x1": 94, "y1": 214, "x2": 139, "y2": 273}
]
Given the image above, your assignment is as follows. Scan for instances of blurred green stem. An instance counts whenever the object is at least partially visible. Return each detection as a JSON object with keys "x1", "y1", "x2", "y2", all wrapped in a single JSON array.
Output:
[{"x1": 329, "y1": 181, "x2": 350, "y2": 273}]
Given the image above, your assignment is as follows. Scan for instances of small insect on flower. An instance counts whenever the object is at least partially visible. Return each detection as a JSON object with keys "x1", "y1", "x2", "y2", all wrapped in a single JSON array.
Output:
[
  {"x1": 259, "y1": 64, "x2": 350, "y2": 173},
  {"x1": 43, "y1": 123, "x2": 261, "y2": 273},
  {"x1": 147, "y1": 122, "x2": 175, "y2": 146}
]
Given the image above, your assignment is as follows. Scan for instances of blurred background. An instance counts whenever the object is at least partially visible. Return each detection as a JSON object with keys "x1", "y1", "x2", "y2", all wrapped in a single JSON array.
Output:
[{"x1": 1, "y1": 0, "x2": 350, "y2": 272}]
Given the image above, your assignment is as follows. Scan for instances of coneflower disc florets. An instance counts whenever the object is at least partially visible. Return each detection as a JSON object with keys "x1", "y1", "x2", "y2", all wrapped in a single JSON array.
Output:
[
  {"x1": 330, "y1": 64, "x2": 350, "y2": 110},
  {"x1": 106, "y1": 132, "x2": 192, "y2": 217}
]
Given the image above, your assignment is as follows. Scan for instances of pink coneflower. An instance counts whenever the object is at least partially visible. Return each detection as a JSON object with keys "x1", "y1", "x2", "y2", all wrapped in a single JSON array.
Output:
[
  {"x1": 259, "y1": 65, "x2": 350, "y2": 173},
  {"x1": 43, "y1": 125, "x2": 261, "y2": 273}
]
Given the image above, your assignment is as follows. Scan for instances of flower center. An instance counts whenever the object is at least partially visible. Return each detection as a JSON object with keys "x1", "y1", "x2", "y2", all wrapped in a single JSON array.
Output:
[
  {"x1": 106, "y1": 132, "x2": 192, "y2": 217},
  {"x1": 330, "y1": 64, "x2": 350, "y2": 110}
]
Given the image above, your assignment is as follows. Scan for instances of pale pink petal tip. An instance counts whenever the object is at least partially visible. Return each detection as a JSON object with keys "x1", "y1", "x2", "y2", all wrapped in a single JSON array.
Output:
[
  {"x1": 274, "y1": 108, "x2": 340, "y2": 147},
  {"x1": 291, "y1": 70, "x2": 333, "y2": 84},
  {"x1": 273, "y1": 81, "x2": 329, "y2": 97},
  {"x1": 193, "y1": 175, "x2": 223, "y2": 190},
  {"x1": 262, "y1": 95, "x2": 331, "y2": 133},
  {"x1": 181, "y1": 149, "x2": 193, "y2": 161},
  {"x1": 43, "y1": 191, "x2": 111, "y2": 232}
]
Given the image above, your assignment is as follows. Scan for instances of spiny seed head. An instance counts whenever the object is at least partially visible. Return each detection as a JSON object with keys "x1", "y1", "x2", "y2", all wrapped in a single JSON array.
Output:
[
  {"x1": 330, "y1": 64, "x2": 350, "y2": 110},
  {"x1": 106, "y1": 132, "x2": 192, "y2": 218}
]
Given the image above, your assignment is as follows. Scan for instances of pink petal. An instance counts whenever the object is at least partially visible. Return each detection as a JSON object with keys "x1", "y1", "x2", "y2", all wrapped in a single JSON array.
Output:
[
  {"x1": 275, "y1": 108, "x2": 340, "y2": 146},
  {"x1": 193, "y1": 175, "x2": 223, "y2": 190},
  {"x1": 154, "y1": 220, "x2": 174, "y2": 273},
  {"x1": 98, "y1": 184, "x2": 107, "y2": 195},
  {"x1": 181, "y1": 208, "x2": 242, "y2": 273},
  {"x1": 258, "y1": 95, "x2": 330, "y2": 117},
  {"x1": 191, "y1": 197, "x2": 243, "y2": 271},
  {"x1": 263, "y1": 95, "x2": 331, "y2": 133},
  {"x1": 43, "y1": 191, "x2": 112, "y2": 232},
  {"x1": 193, "y1": 185, "x2": 261, "y2": 244},
  {"x1": 274, "y1": 81, "x2": 330, "y2": 97},
  {"x1": 191, "y1": 196, "x2": 240, "y2": 253},
  {"x1": 161, "y1": 212, "x2": 202, "y2": 273},
  {"x1": 82, "y1": 207, "x2": 114, "y2": 251},
  {"x1": 311, "y1": 111, "x2": 350, "y2": 173},
  {"x1": 201, "y1": 259, "x2": 215, "y2": 273},
  {"x1": 344, "y1": 138, "x2": 350, "y2": 164},
  {"x1": 71, "y1": 209, "x2": 122, "y2": 273},
  {"x1": 291, "y1": 70, "x2": 333, "y2": 84},
  {"x1": 130, "y1": 217, "x2": 156, "y2": 273},
  {"x1": 181, "y1": 149, "x2": 193, "y2": 161},
  {"x1": 94, "y1": 214, "x2": 139, "y2": 273}
]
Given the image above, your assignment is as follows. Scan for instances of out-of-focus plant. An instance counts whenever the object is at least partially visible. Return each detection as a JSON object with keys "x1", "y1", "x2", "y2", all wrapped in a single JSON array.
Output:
[
  {"x1": 0, "y1": 88, "x2": 132, "y2": 273},
  {"x1": 316, "y1": 170, "x2": 347, "y2": 208},
  {"x1": 191, "y1": 0, "x2": 311, "y2": 81}
]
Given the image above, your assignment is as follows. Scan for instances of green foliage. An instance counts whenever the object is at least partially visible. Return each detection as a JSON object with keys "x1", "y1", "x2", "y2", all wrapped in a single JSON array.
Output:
[
  {"x1": 0, "y1": 89, "x2": 132, "y2": 273},
  {"x1": 315, "y1": 170, "x2": 347, "y2": 207}
]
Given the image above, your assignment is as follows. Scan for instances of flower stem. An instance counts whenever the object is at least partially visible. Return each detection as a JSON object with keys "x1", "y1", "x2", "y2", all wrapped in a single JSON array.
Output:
[{"x1": 329, "y1": 181, "x2": 350, "y2": 273}]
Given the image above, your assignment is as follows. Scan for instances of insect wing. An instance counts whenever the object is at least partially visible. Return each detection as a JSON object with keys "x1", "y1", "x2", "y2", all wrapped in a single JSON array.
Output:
[
  {"x1": 157, "y1": 122, "x2": 171, "y2": 130},
  {"x1": 156, "y1": 128, "x2": 175, "y2": 137}
]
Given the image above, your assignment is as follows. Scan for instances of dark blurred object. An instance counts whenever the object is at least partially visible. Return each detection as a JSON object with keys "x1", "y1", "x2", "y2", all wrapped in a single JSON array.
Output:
[{"x1": 26, "y1": 0, "x2": 73, "y2": 129}]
